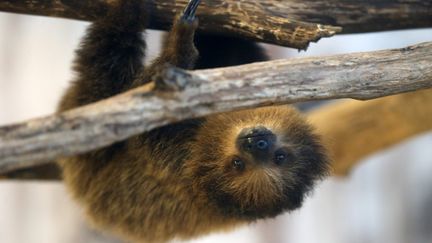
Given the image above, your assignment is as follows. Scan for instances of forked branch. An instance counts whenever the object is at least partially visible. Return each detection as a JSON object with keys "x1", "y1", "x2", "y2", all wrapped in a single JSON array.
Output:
[{"x1": 0, "y1": 41, "x2": 431, "y2": 174}]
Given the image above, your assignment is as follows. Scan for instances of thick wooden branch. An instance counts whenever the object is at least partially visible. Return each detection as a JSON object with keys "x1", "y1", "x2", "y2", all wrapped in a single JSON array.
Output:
[
  {"x1": 4, "y1": 89, "x2": 432, "y2": 180},
  {"x1": 1, "y1": 1, "x2": 431, "y2": 45},
  {"x1": 0, "y1": 41, "x2": 431, "y2": 174},
  {"x1": 3, "y1": 0, "x2": 432, "y2": 33},
  {"x1": 0, "y1": 0, "x2": 343, "y2": 50}
]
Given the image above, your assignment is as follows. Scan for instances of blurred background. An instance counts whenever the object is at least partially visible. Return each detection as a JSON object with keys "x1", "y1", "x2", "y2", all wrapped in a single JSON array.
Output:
[{"x1": 0, "y1": 11, "x2": 431, "y2": 243}]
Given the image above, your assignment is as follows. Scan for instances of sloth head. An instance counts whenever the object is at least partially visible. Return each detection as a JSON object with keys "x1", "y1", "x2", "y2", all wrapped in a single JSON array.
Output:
[{"x1": 188, "y1": 106, "x2": 330, "y2": 220}]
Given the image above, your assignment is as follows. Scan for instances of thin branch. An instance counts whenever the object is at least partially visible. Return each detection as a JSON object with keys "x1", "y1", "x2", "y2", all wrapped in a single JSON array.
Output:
[
  {"x1": 0, "y1": 41, "x2": 431, "y2": 173},
  {"x1": 0, "y1": 0, "x2": 343, "y2": 50},
  {"x1": 0, "y1": 163, "x2": 61, "y2": 180}
]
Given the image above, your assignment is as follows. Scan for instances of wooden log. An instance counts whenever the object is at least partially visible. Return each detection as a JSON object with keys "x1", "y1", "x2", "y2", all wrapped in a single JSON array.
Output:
[
  {"x1": 1, "y1": 0, "x2": 430, "y2": 35},
  {"x1": 4, "y1": 89, "x2": 432, "y2": 180},
  {"x1": 0, "y1": 41, "x2": 431, "y2": 173},
  {"x1": 0, "y1": 0, "x2": 344, "y2": 49},
  {"x1": 0, "y1": 42, "x2": 432, "y2": 172},
  {"x1": 1, "y1": 42, "x2": 431, "y2": 172}
]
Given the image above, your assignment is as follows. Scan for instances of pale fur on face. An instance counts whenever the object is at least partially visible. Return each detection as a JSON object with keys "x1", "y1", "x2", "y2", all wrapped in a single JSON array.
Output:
[{"x1": 187, "y1": 105, "x2": 329, "y2": 218}]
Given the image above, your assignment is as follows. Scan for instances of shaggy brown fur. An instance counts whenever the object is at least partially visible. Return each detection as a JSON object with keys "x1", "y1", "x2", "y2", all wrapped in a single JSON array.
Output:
[{"x1": 58, "y1": 0, "x2": 329, "y2": 242}]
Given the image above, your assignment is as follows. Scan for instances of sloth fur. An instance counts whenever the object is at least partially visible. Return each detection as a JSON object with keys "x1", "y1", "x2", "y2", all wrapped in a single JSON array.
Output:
[{"x1": 57, "y1": 0, "x2": 330, "y2": 242}]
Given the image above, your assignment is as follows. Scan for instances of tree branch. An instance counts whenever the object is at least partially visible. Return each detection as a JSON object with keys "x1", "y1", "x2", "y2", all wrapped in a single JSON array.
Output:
[
  {"x1": 1, "y1": 1, "x2": 431, "y2": 45},
  {"x1": 0, "y1": 163, "x2": 61, "y2": 180},
  {"x1": 0, "y1": 41, "x2": 431, "y2": 174},
  {"x1": 0, "y1": 0, "x2": 344, "y2": 50},
  {"x1": 2, "y1": 0, "x2": 430, "y2": 34},
  {"x1": 3, "y1": 89, "x2": 432, "y2": 180}
]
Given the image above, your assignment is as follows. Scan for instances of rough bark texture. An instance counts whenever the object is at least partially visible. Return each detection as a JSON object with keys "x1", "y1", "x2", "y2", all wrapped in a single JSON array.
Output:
[
  {"x1": 0, "y1": 0, "x2": 343, "y2": 50},
  {"x1": 1, "y1": 0, "x2": 430, "y2": 35},
  {"x1": 0, "y1": 41, "x2": 431, "y2": 173},
  {"x1": 309, "y1": 89, "x2": 432, "y2": 176},
  {"x1": 3, "y1": 89, "x2": 432, "y2": 180}
]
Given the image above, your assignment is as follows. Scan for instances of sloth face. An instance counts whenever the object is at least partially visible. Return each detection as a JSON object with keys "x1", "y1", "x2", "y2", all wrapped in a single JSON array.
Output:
[{"x1": 189, "y1": 106, "x2": 329, "y2": 219}]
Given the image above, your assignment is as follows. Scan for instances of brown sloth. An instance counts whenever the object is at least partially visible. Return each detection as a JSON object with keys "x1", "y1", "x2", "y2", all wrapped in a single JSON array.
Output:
[{"x1": 57, "y1": 0, "x2": 330, "y2": 242}]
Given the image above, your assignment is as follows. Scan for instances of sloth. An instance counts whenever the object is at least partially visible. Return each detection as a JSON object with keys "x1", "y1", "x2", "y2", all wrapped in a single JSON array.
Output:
[{"x1": 57, "y1": 0, "x2": 330, "y2": 242}]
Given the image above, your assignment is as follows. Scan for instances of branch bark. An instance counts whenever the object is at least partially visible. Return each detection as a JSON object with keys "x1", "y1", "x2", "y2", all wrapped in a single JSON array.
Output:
[
  {"x1": 4, "y1": 89, "x2": 432, "y2": 180},
  {"x1": 0, "y1": 41, "x2": 431, "y2": 173},
  {"x1": 1, "y1": 0, "x2": 430, "y2": 36},
  {"x1": 0, "y1": 0, "x2": 344, "y2": 50}
]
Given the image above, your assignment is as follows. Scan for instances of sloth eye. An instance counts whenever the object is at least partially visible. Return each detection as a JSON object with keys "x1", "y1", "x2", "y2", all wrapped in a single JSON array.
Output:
[
  {"x1": 274, "y1": 148, "x2": 294, "y2": 165},
  {"x1": 232, "y1": 159, "x2": 245, "y2": 171},
  {"x1": 276, "y1": 154, "x2": 286, "y2": 162}
]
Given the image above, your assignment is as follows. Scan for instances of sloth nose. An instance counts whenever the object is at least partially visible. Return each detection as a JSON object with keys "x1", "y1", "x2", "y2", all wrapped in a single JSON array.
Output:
[{"x1": 237, "y1": 126, "x2": 276, "y2": 161}]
